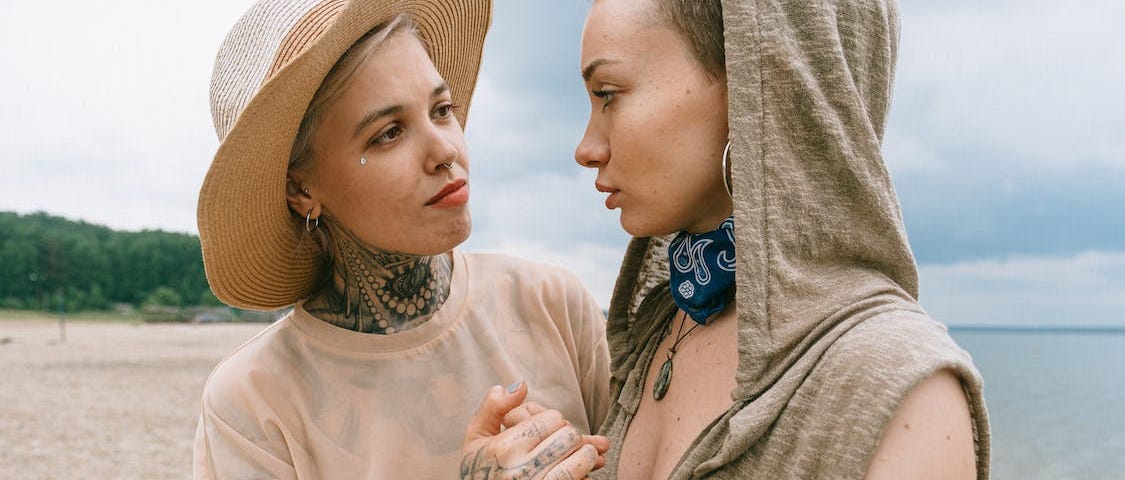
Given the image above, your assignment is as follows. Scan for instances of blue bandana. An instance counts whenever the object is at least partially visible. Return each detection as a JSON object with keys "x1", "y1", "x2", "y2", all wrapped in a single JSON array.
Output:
[{"x1": 668, "y1": 216, "x2": 735, "y2": 324}]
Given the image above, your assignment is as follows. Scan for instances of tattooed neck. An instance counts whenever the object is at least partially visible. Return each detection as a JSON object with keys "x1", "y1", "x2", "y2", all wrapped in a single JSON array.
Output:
[{"x1": 304, "y1": 226, "x2": 452, "y2": 334}]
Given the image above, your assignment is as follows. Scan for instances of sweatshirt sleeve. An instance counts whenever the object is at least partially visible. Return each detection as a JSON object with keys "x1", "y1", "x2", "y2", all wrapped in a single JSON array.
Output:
[
  {"x1": 192, "y1": 365, "x2": 299, "y2": 480},
  {"x1": 573, "y1": 278, "x2": 611, "y2": 433}
]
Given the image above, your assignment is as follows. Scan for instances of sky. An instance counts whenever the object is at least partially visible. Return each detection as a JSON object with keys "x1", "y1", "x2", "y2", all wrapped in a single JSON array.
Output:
[{"x1": 2, "y1": 0, "x2": 1122, "y2": 327}]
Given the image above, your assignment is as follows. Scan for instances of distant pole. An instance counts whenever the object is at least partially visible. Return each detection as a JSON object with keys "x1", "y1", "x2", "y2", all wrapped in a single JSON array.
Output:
[
  {"x1": 46, "y1": 239, "x2": 65, "y2": 343},
  {"x1": 57, "y1": 288, "x2": 66, "y2": 343}
]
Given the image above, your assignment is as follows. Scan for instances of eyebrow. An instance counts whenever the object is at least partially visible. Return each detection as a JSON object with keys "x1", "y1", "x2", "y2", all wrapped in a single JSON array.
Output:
[
  {"x1": 582, "y1": 59, "x2": 619, "y2": 82},
  {"x1": 351, "y1": 83, "x2": 451, "y2": 138}
]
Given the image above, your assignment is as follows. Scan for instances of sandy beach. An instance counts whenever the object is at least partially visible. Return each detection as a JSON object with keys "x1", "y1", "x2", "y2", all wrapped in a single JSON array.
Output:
[{"x1": 0, "y1": 317, "x2": 266, "y2": 479}]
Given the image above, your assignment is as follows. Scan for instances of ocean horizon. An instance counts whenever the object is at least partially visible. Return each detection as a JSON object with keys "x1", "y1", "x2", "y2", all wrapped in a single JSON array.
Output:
[{"x1": 950, "y1": 329, "x2": 1125, "y2": 480}]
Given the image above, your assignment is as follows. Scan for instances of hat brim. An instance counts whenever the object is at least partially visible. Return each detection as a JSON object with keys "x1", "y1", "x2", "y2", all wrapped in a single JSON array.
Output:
[{"x1": 197, "y1": 0, "x2": 491, "y2": 310}]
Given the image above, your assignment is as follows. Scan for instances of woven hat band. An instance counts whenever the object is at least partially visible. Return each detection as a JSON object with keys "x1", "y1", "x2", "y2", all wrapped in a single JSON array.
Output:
[{"x1": 267, "y1": 0, "x2": 347, "y2": 80}]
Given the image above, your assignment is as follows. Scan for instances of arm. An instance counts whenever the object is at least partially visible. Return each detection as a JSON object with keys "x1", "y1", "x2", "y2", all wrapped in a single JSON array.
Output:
[
  {"x1": 193, "y1": 402, "x2": 298, "y2": 480},
  {"x1": 574, "y1": 285, "x2": 611, "y2": 433},
  {"x1": 864, "y1": 369, "x2": 977, "y2": 480}
]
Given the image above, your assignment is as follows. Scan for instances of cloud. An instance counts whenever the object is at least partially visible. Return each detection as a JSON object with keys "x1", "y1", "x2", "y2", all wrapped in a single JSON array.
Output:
[
  {"x1": 464, "y1": 74, "x2": 587, "y2": 178},
  {"x1": 884, "y1": 0, "x2": 1125, "y2": 263},
  {"x1": 1, "y1": 0, "x2": 248, "y2": 233},
  {"x1": 3, "y1": 0, "x2": 1121, "y2": 328},
  {"x1": 893, "y1": 0, "x2": 1125, "y2": 171},
  {"x1": 894, "y1": 160, "x2": 1125, "y2": 264},
  {"x1": 919, "y1": 251, "x2": 1125, "y2": 327},
  {"x1": 463, "y1": 1, "x2": 592, "y2": 179}
]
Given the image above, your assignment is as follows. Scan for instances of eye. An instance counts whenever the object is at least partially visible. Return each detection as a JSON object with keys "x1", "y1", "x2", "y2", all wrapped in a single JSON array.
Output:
[
  {"x1": 592, "y1": 89, "x2": 616, "y2": 112},
  {"x1": 372, "y1": 125, "x2": 403, "y2": 146},
  {"x1": 433, "y1": 102, "x2": 461, "y2": 120}
]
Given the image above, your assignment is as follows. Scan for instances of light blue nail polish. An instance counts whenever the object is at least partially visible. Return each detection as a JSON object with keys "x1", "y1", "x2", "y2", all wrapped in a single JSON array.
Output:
[{"x1": 506, "y1": 380, "x2": 522, "y2": 394}]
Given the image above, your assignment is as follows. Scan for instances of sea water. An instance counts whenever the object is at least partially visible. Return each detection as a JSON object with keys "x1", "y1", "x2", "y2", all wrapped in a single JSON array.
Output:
[{"x1": 951, "y1": 329, "x2": 1125, "y2": 480}]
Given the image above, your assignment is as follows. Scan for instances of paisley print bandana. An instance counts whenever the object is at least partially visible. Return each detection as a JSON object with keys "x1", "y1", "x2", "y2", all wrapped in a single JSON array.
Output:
[{"x1": 668, "y1": 216, "x2": 736, "y2": 324}]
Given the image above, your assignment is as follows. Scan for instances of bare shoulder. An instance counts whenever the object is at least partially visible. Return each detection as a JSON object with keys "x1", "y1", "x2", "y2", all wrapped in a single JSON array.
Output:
[{"x1": 865, "y1": 369, "x2": 977, "y2": 480}]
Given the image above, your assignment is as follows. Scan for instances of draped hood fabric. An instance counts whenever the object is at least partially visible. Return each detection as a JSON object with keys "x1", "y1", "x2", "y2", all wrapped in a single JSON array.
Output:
[{"x1": 594, "y1": 0, "x2": 990, "y2": 478}]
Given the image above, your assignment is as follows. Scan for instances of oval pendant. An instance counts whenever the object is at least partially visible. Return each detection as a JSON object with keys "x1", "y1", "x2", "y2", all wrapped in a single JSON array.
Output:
[{"x1": 653, "y1": 358, "x2": 673, "y2": 401}]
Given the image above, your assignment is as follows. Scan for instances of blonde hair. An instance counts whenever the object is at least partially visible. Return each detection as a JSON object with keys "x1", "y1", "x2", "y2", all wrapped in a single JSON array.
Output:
[{"x1": 289, "y1": 14, "x2": 421, "y2": 170}]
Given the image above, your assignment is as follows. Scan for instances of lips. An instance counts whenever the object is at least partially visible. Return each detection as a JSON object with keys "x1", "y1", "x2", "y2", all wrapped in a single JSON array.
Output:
[
  {"x1": 426, "y1": 179, "x2": 468, "y2": 207},
  {"x1": 595, "y1": 182, "x2": 620, "y2": 210}
]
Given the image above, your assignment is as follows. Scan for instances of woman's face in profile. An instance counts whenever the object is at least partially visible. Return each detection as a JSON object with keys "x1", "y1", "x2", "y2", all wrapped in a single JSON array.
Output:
[
  {"x1": 303, "y1": 31, "x2": 471, "y2": 254},
  {"x1": 575, "y1": 0, "x2": 731, "y2": 237}
]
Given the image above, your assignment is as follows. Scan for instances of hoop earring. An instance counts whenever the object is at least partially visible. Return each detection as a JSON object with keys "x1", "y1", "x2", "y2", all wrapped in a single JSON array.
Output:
[
  {"x1": 305, "y1": 209, "x2": 319, "y2": 233},
  {"x1": 721, "y1": 141, "x2": 733, "y2": 197}
]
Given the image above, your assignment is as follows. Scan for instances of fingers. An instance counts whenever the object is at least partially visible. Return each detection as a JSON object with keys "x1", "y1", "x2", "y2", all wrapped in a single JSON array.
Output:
[
  {"x1": 583, "y1": 434, "x2": 609, "y2": 455},
  {"x1": 502, "y1": 401, "x2": 546, "y2": 429},
  {"x1": 580, "y1": 434, "x2": 609, "y2": 470},
  {"x1": 464, "y1": 381, "x2": 527, "y2": 444},
  {"x1": 514, "y1": 422, "x2": 584, "y2": 478},
  {"x1": 543, "y1": 443, "x2": 601, "y2": 480},
  {"x1": 500, "y1": 408, "x2": 570, "y2": 456}
]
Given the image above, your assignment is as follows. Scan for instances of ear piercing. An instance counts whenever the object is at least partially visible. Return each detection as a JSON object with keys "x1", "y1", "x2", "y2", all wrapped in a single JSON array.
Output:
[{"x1": 721, "y1": 141, "x2": 732, "y2": 197}]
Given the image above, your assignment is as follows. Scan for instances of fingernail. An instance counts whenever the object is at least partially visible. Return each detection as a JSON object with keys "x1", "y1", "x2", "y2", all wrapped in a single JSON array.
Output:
[{"x1": 506, "y1": 380, "x2": 523, "y2": 394}]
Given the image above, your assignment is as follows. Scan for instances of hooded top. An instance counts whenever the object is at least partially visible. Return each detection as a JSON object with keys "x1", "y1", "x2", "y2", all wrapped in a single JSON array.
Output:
[{"x1": 593, "y1": 0, "x2": 990, "y2": 478}]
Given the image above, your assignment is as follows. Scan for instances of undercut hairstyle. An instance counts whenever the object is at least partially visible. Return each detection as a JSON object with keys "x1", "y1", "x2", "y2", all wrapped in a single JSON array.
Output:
[{"x1": 651, "y1": 0, "x2": 725, "y2": 80}]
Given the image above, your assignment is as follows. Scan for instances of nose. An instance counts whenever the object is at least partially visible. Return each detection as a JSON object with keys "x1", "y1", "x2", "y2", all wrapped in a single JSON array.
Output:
[
  {"x1": 574, "y1": 119, "x2": 608, "y2": 169},
  {"x1": 425, "y1": 122, "x2": 462, "y2": 173}
]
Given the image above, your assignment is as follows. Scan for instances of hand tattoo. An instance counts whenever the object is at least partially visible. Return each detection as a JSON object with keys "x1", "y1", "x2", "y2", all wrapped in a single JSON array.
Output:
[{"x1": 459, "y1": 428, "x2": 581, "y2": 480}]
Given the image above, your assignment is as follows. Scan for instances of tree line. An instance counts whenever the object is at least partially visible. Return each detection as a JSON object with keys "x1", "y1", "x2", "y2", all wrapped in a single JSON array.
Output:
[{"x1": 0, "y1": 211, "x2": 220, "y2": 312}]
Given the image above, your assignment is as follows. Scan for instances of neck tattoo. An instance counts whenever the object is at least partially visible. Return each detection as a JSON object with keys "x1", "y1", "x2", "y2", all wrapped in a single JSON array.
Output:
[
  {"x1": 305, "y1": 226, "x2": 452, "y2": 334},
  {"x1": 653, "y1": 310, "x2": 704, "y2": 401}
]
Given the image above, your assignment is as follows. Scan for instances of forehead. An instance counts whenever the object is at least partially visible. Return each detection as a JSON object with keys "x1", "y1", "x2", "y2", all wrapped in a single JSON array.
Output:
[
  {"x1": 355, "y1": 32, "x2": 441, "y2": 89},
  {"x1": 581, "y1": 0, "x2": 683, "y2": 67}
]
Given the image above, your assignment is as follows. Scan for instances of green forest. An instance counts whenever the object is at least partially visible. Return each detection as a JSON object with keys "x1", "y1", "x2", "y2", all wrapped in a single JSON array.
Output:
[{"x1": 0, "y1": 211, "x2": 219, "y2": 313}]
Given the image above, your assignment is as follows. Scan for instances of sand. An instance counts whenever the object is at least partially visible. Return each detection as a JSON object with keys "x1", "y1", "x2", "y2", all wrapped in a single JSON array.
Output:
[{"x1": 0, "y1": 318, "x2": 266, "y2": 480}]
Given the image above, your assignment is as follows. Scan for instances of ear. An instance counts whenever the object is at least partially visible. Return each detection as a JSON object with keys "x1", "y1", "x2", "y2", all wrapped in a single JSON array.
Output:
[{"x1": 285, "y1": 171, "x2": 321, "y2": 220}]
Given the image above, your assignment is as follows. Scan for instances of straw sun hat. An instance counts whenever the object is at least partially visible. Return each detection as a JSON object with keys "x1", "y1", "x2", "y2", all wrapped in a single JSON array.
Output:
[{"x1": 198, "y1": 0, "x2": 492, "y2": 310}]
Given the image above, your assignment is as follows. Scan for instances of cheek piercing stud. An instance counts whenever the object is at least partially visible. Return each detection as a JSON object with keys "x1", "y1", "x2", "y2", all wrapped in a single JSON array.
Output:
[{"x1": 360, "y1": 156, "x2": 368, "y2": 166}]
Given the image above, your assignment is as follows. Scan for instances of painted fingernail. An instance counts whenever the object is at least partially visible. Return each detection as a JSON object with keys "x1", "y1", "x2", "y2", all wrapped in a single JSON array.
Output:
[{"x1": 506, "y1": 380, "x2": 523, "y2": 394}]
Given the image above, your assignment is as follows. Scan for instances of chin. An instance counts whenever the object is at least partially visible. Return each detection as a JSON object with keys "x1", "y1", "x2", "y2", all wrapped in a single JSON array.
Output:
[
  {"x1": 619, "y1": 211, "x2": 676, "y2": 238},
  {"x1": 429, "y1": 218, "x2": 471, "y2": 254}
]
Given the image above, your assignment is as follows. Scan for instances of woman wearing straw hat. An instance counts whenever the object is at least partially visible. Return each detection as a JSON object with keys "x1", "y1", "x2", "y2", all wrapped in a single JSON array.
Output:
[
  {"x1": 193, "y1": 0, "x2": 609, "y2": 478},
  {"x1": 474, "y1": 0, "x2": 991, "y2": 479}
]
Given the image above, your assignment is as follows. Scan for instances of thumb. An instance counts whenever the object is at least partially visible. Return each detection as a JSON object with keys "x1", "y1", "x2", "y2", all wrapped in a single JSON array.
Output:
[{"x1": 464, "y1": 381, "x2": 527, "y2": 443}]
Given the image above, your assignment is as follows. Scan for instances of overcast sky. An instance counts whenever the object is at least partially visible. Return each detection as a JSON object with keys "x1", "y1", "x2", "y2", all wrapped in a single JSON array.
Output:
[{"x1": 2, "y1": 0, "x2": 1122, "y2": 326}]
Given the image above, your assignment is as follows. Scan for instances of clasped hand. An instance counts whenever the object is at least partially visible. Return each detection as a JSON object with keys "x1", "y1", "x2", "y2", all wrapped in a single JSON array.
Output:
[{"x1": 460, "y1": 382, "x2": 609, "y2": 480}]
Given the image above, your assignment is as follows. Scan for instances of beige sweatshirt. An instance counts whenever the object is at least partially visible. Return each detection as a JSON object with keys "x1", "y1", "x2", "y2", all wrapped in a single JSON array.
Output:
[{"x1": 194, "y1": 251, "x2": 610, "y2": 479}]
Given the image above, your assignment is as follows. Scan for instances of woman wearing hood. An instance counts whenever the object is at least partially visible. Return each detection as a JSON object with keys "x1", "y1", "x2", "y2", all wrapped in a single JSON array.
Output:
[
  {"x1": 193, "y1": 0, "x2": 611, "y2": 478},
  {"x1": 467, "y1": 0, "x2": 992, "y2": 476},
  {"x1": 563, "y1": 0, "x2": 989, "y2": 478}
]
